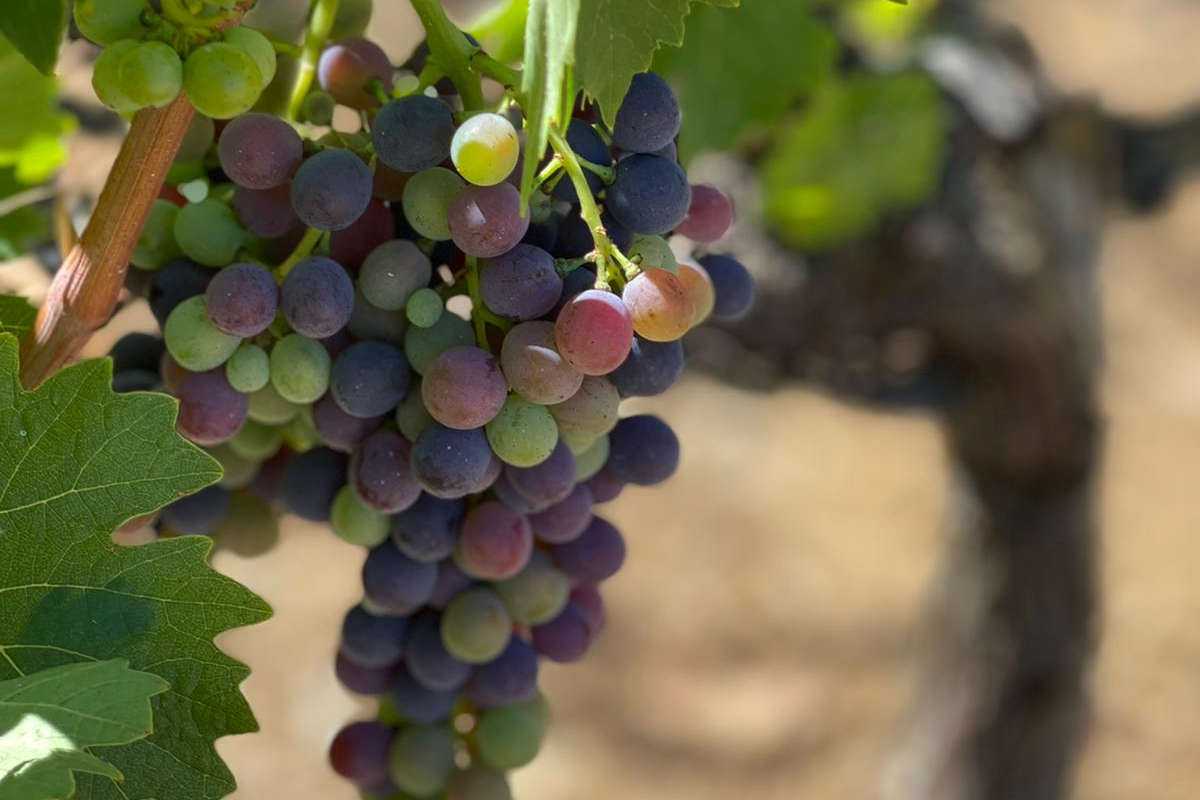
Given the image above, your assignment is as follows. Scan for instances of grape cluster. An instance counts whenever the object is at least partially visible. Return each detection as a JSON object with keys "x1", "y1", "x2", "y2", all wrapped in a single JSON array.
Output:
[{"x1": 106, "y1": 10, "x2": 754, "y2": 798}]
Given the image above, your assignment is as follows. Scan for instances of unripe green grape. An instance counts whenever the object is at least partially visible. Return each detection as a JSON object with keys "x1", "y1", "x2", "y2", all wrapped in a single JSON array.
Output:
[
  {"x1": 74, "y1": 0, "x2": 149, "y2": 46},
  {"x1": 300, "y1": 90, "x2": 335, "y2": 126},
  {"x1": 225, "y1": 343, "x2": 270, "y2": 393},
  {"x1": 242, "y1": 0, "x2": 309, "y2": 43},
  {"x1": 573, "y1": 434, "x2": 610, "y2": 482},
  {"x1": 269, "y1": 333, "x2": 331, "y2": 403},
  {"x1": 175, "y1": 114, "x2": 215, "y2": 163},
  {"x1": 388, "y1": 725, "x2": 455, "y2": 798},
  {"x1": 451, "y1": 113, "x2": 520, "y2": 187},
  {"x1": 628, "y1": 234, "x2": 678, "y2": 273},
  {"x1": 131, "y1": 199, "x2": 181, "y2": 270},
  {"x1": 208, "y1": 444, "x2": 260, "y2": 490},
  {"x1": 282, "y1": 404, "x2": 320, "y2": 451},
  {"x1": 92, "y1": 40, "x2": 141, "y2": 114},
  {"x1": 405, "y1": 287, "x2": 442, "y2": 328},
  {"x1": 118, "y1": 41, "x2": 183, "y2": 108},
  {"x1": 164, "y1": 296, "x2": 242, "y2": 371},
  {"x1": 224, "y1": 26, "x2": 277, "y2": 86},
  {"x1": 402, "y1": 167, "x2": 465, "y2": 241},
  {"x1": 395, "y1": 383, "x2": 435, "y2": 441},
  {"x1": 473, "y1": 699, "x2": 548, "y2": 770},
  {"x1": 183, "y1": 42, "x2": 263, "y2": 119},
  {"x1": 494, "y1": 557, "x2": 570, "y2": 625},
  {"x1": 330, "y1": 485, "x2": 390, "y2": 547},
  {"x1": 329, "y1": 0, "x2": 373, "y2": 39},
  {"x1": 441, "y1": 587, "x2": 511, "y2": 664},
  {"x1": 228, "y1": 419, "x2": 283, "y2": 461},
  {"x1": 173, "y1": 198, "x2": 246, "y2": 266},
  {"x1": 247, "y1": 383, "x2": 301, "y2": 424},
  {"x1": 486, "y1": 395, "x2": 558, "y2": 467}
]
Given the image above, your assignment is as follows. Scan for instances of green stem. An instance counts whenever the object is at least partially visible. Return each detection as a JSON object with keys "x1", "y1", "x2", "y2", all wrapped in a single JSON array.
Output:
[
  {"x1": 270, "y1": 39, "x2": 302, "y2": 57},
  {"x1": 408, "y1": 0, "x2": 485, "y2": 111},
  {"x1": 276, "y1": 227, "x2": 323, "y2": 279},
  {"x1": 470, "y1": 52, "x2": 521, "y2": 90},
  {"x1": 465, "y1": 256, "x2": 489, "y2": 347},
  {"x1": 288, "y1": 0, "x2": 341, "y2": 122},
  {"x1": 534, "y1": 158, "x2": 562, "y2": 188},
  {"x1": 576, "y1": 155, "x2": 615, "y2": 183},
  {"x1": 548, "y1": 128, "x2": 623, "y2": 290}
]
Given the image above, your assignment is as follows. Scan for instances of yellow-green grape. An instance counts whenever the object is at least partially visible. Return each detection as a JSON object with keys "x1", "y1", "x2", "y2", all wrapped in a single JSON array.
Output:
[
  {"x1": 330, "y1": 485, "x2": 390, "y2": 547},
  {"x1": 225, "y1": 343, "x2": 270, "y2": 393},
  {"x1": 209, "y1": 444, "x2": 260, "y2": 490},
  {"x1": 451, "y1": 113, "x2": 520, "y2": 187},
  {"x1": 573, "y1": 434, "x2": 609, "y2": 482},
  {"x1": 74, "y1": 0, "x2": 149, "y2": 46},
  {"x1": 172, "y1": 198, "x2": 246, "y2": 266},
  {"x1": 163, "y1": 296, "x2": 242, "y2": 372},
  {"x1": 224, "y1": 26, "x2": 277, "y2": 86},
  {"x1": 228, "y1": 419, "x2": 284, "y2": 461},
  {"x1": 183, "y1": 42, "x2": 264, "y2": 119},
  {"x1": 247, "y1": 383, "x2": 301, "y2": 424},
  {"x1": 628, "y1": 234, "x2": 678, "y2": 273},
  {"x1": 486, "y1": 395, "x2": 558, "y2": 467},
  {"x1": 269, "y1": 333, "x2": 331, "y2": 403},
  {"x1": 118, "y1": 41, "x2": 182, "y2": 108},
  {"x1": 92, "y1": 40, "x2": 141, "y2": 114}
]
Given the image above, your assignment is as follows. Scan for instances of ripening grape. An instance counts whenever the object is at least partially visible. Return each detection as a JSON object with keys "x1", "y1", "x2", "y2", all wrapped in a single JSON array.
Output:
[
  {"x1": 494, "y1": 556, "x2": 570, "y2": 626},
  {"x1": 454, "y1": 501, "x2": 533, "y2": 581},
  {"x1": 313, "y1": 392, "x2": 382, "y2": 453},
  {"x1": 331, "y1": 198, "x2": 396, "y2": 269},
  {"x1": 528, "y1": 484, "x2": 593, "y2": 544},
  {"x1": 548, "y1": 376, "x2": 620, "y2": 442},
  {"x1": 164, "y1": 296, "x2": 241, "y2": 372},
  {"x1": 676, "y1": 184, "x2": 734, "y2": 242},
  {"x1": 205, "y1": 263, "x2": 279, "y2": 337},
  {"x1": 612, "y1": 72, "x2": 681, "y2": 154},
  {"x1": 281, "y1": 256, "x2": 355, "y2": 338},
  {"x1": 211, "y1": 491, "x2": 280, "y2": 555},
  {"x1": 486, "y1": 395, "x2": 559, "y2": 468},
  {"x1": 270, "y1": 333, "x2": 332, "y2": 404},
  {"x1": 229, "y1": 418, "x2": 283, "y2": 461},
  {"x1": 233, "y1": 184, "x2": 301, "y2": 238},
  {"x1": 74, "y1": 0, "x2": 149, "y2": 46},
  {"x1": 300, "y1": 89, "x2": 336, "y2": 126},
  {"x1": 440, "y1": 587, "x2": 512, "y2": 664},
  {"x1": 422, "y1": 346, "x2": 507, "y2": 430},
  {"x1": 388, "y1": 725, "x2": 455, "y2": 797},
  {"x1": 473, "y1": 699, "x2": 547, "y2": 769},
  {"x1": 607, "y1": 154, "x2": 691, "y2": 236},
  {"x1": 183, "y1": 43, "x2": 264, "y2": 119},
  {"x1": 451, "y1": 113, "x2": 520, "y2": 187},
  {"x1": 373, "y1": 94, "x2": 456, "y2": 172},
  {"x1": 554, "y1": 290, "x2": 633, "y2": 375},
  {"x1": 318, "y1": 37, "x2": 393, "y2": 110},
  {"x1": 391, "y1": 667, "x2": 459, "y2": 725},
  {"x1": 676, "y1": 257, "x2": 715, "y2": 325},
  {"x1": 395, "y1": 382, "x2": 435, "y2": 441},
  {"x1": 445, "y1": 766, "x2": 513, "y2": 800},
  {"x1": 405, "y1": 311, "x2": 474, "y2": 374},
  {"x1": 621, "y1": 269, "x2": 695, "y2": 342},
  {"x1": 335, "y1": 652, "x2": 399, "y2": 695},
  {"x1": 480, "y1": 245, "x2": 561, "y2": 321},
  {"x1": 359, "y1": 239, "x2": 432, "y2": 311},
  {"x1": 586, "y1": 468, "x2": 624, "y2": 504},
  {"x1": 348, "y1": 286, "x2": 408, "y2": 345},
  {"x1": 628, "y1": 235, "x2": 677, "y2": 273},
  {"x1": 331, "y1": 485, "x2": 391, "y2": 547},
  {"x1": 697, "y1": 254, "x2": 756, "y2": 320},
  {"x1": 330, "y1": 0, "x2": 374, "y2": 39},
  {"x1": 118, "y1": 41, "x2": 182, "y2": 108},
  {"x1": 174, "y1": 198, "x2": 246, "y2": 267},
  {"x1": 499, "y1": 321, "x2": 582, "y2": 405},
  {"x1": 401, "y1": 167, "x2": 465, "y2": 241},
  {"x1": 175, "y1": 369, "x2": 249, "y2": 445},
  {"x1": 448, "y1": 183, "x2": 529, "y2": 258},
  {"x1": 291, "y1": 149, "x2": 373, "y2": 231},
  {"x1": 218, "y1": 113, "x2": 302, "y2": 190}
]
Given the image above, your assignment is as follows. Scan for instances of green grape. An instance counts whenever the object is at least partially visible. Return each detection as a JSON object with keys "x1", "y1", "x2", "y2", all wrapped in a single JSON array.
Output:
[
  {"x1": 395, "y1": 383, "x2": 435, "y2": 441},
  {"x1": 224, "y1": 26, "x2": 277, "y2": 86},
  {"x1": 173, "y1": 198, "x2": 246, "y2": 266},
  {"x1": 175, "y1": 113, "x2": 215, "y2": 163},
  {"x1": 208, "y1": 444, "x2": 260, "y2": 490},
  {"x1": 473, "y1": 699, "x2": 548, "y2": 770},
  {"x1": 74, "y1": 0, "x2": 149, "y2": 46},
  {"x1": 402, "y1": 167, "x2": 465, "y2": 241},
  {"x1": 451, "y1": 113, "x2": 520, "y2": 187},
  {"x1": 486, "y1": 395, "x2": 558, "y2": 468},
  {"x1": 405, "y1": 287, "x2": 442, "y2": 328},
  {"x1": 329, "y1": 0, "x2": 373, "y2": 39},
  {"x1": 404, "y1": 310, "x2": 472, "y2": 374},
  {"x1": 228, "y1": 419, "x2": 283, "y2": 461},
  {"x1": 300, "y1": 90, "x2": 335, "y2": 126},
  {"x1": 251, "y1": 52, "x2": 298, "y2": 117},
  {"x1": 440, "y1": 587, "x2": 511, "y2": 664},
  {"x1": 360, "y1": 239, "x2": 432, "y2": 311},
  {"x1": 242, "y1": 0, "x2": 309, "y2": 43},
  {"x1": 628, "y1": 234, "x2": 678, "y2": 273},
  {"x1": 166, "y1": 160, "x2": 205, "y2": 185},
  {"x1": 388, "y1": 725, "x2": 455, "y2": 798},
  {"x1": 494, "y1": 555, "x2": 570, "y2": 625},
  {"x1": 182, "y1": 42, "x2": 263, "y2": 119},
  {"x1": 211, "y1": 491, "x2": 279, "y2": 557},
  {"x1": 572, "y1": 434, "x2": 609, "y2": 482},
  {"x1": 131, "y1": 199, "x2": 181, "y2": 269},
  {"x1": 247, "y1": 383, "x2": 301, "y2": 424},
  {"x1": 282, "y1": 404, "x2": 321, "y2": 450},
  {"x1": 163, "y1": 296, "x2": 241, "y2": 371},
  {"x1": 92, "y1": 40, "x2": 141, "y2": 114},
  {"x1": 118, "y1": 41, "x2": 182, "y2": 108},
  {"x1": 225, "y1": 343, "x2": 270, "y2": 393},
  {"x1": 269, "y1": 333, "x2": 331, "y2": 403},
  {"x1": 330, "y1": 485, "x2": 390, "y2": 547}
]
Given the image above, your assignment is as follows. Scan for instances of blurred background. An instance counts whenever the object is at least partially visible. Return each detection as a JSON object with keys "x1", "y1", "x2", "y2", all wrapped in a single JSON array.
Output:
[{"x1": 3, "y1": 0, "x2": 1200, "y2": 798}]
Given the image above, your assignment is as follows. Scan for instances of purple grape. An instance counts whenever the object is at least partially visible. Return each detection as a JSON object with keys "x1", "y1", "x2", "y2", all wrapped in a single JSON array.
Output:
[
  {"x1": 505, "y1": 440, "x2": 575, "y2": 507},
  {"x1": 282, "y1": 446, "x2": 348, "y2": 522},
  {"x1": 320, "y1": 328, "x2": 356, "y2": 359},
  {"x1": 391, "y1": 668, "x2": 458, "y2": 724},
  {"x1": 329, "y1": 721, "x2": 394, "y2": 786},
  {"x1": 480, "y1": 244, "x2": 562, "y2": 321},
  {"x1": 313, "y1": 392, "x2": 383, "y2": 453},
  {"x1": 584, "y1": 468, "x2": 624, "y2": 504},
  {"x1": 676, "y1": 184, "x2": 734, "y2": 243},
  {"x1": 372, "y1": 95, "x2": 455, "y2": 172},
  {"x1": 233, "y1": 184, "x2": 302, "y2": 238},
  {"x1": 291, "y1": 149, "x2": 373, "y2": 231},
  {"x1": 528, "y1": 484, "x2": 593, "y2": 544},
  {"x1": 281, "y1": 256, "x2": 355, "y2": 337},
  {"x1": 331, "y1": 340, "x2": 410, "y2": 419},
  {"x1": 218, "y1": 112, "x2": 303, "y2": 189},
  {"x1": 340, "y1": 604, "x2": 408, "y2": 668},
  {"x1": 499, "y1": 321, "x2": 583, "y2": 406},
  {"x1": 570, "y1": 584, "x2": 606, "y2": 635},
  {"x1": 204, "y1": 262, "x2": 279, "y2": 337},
  {"x1": 318, "y1": 37, "x2": 394, "y2": 109},
  {"x1": 606, "y1": 154, "x2": 691, "y2": 236},
  {"x1": 149, "y1": 258, "x2": 213, "y2": 327},
  {"x1": 335, "y1": 652, "x2": 400, "y2": 694},
  {"x1": 176, "y1": 369, "x2": 249, "y2": 446},
  {"x1": 428, "y1": 561, "x2": 474, "y2": 610},
  {"x1": 454, "y1": 501, "x2": 533, "y2": 581},
  {"x1": 697, "y1": 254, "x2": 755, "y2": 321},
  {"x1": 421, "y1": 346, "x2": 508, "y2": 430},
  {"x1": 405, "y1": 612, "x2": 472, "y2": 692},
  {"x1": 552, "y1": 213, "x2": 593, "y2": 259},
  {"x1": 551, "y1": 515, "x2": 625, "y2": 583},
  {"x1": 466, "y1": 637, "x2": 538, "y2": 708},
  {"x1": 491, "y1": 473, "x2": 545, "y2": 515},
  {"x1": 609, "y1": 337, "x2": 684, "y2": 398},
  {"x1": 606, "y1": 414, "x2": 680, "y2": 486},
  {"x1": 329, "y1": 198, "x2": 395, "y2": 269},
  {"x1": 448, "y1": 183, "x2": 529, "y2": 258},
  {"x1": 391, "y1": 494, "x2": 463, "y2": 563},
  {"x1": 532, "y1": 603, "x2": 592, "y2": 663},
  {"x1": 362, "y1": 542, "x2": 437, "y2": 614},
  {"x1": 350, "y1": 430, "x2": 422, "y2": 513},
  {"x1": 554, "y1": 290, "x2": 633, "y2": 376},
  {"x1": 612, "y1": 72, "x2": 681, "y2": 154},
  {"x1": 162, "y1": 485, "x2": 230, "y2": 535},
  {"x1": 410, "y1": 424, "x2": 495, "y2": 499}
]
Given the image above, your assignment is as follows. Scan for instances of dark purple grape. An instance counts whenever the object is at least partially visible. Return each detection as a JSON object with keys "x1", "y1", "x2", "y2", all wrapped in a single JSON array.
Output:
[
  {"x1": 606, "y1": 414, "x2": 679, "y2": 486},
  {"x1": 584, "y1": 468, "x2": 624, "y2": 504},
  {"x1": 391, "y1": 494, "x2": 463, "y2": 563},
  {"x1": 372, "y1": 95, "x2": 455, "y2": 172},
  {"x1": 349, "y1": 430, "x2": 421, "y2": 513},
  {"x1": 612, "y1": 72, "x2": 681, "y2": 154},
  {"x1": 204, "y1": 262, "x2": 279, "y2": 337},
  {"x1": 405, "y1": 612, "x2": 472, "y2": 691},
  {"x1": 609, "y1": 337, "x2": 684, "y2": 397},
  {"x1": 280, "y1": 256, "x2": 355, "y2": 337},
  {"x1": 340, "y1": 604, "x2": 408, "y2": 668},
  {"x1": 552, "y1": 119, "x2": 612, "y2": 205},
  {"x1": 531, "y1": 603, "x2": 592, "y2": 663},
  {"x1": 392, "y1": 668, "x2": 458, "y2": 724},
  {"x1": 217, "y1": 112, "x2": 303, "y2": 189},
  {"x1": 335, "y1": 652, "x2": 400, "y2": 694},
  {"x1": 429, "y1": 561, "x2": 474, "y2": 610},
  {"x1": 491, "y1": 473, "x2": 545, "y2": 515},
  {"x1": 149, "y1": 258, "x2": 213, "y2": 327},
  {"x1": 110, "y1": 332, "x2": 164, "y2": 374},
  {"x1": 466, "y1": 637, "x2": 538, "y2": 708},
  {"x1": 480, "y1": 244, "x2": 562, "y2": 321},
  {"x1": 162, "y1": 485, "x2": 231, "y2": 535},
  {"x1": 607, "y1": 154, "x2": 691, "y2": 235},
  {"x1": 281, "y1": 446, "x2": 348, "y2": 522},
  {"x1": 329, "y1": 721, "x2": 393, "y2": 786},
  {"x1": 329, "y1": 198, "x2": 395, "y2": 269},
  {"x1": 551, "y1": 515, "x2": 625, "y2": 583},
  {"x1": 291, "y1": 149, "x2": 373, "y2": 231},
  {"x1": 362, "y1": 543, "x2": 437, "y2": 614},
  {"x1": 505, "y1": 440, "x2": 575, "y2": 507},
  {"x1": 552, "y1": 264, "x2": 597, "y2": 315},
  {"x1": 410, "y1": 424, "x2": 495, "y2": 499},
  {"x1": 697, "y1": 254, "x2": 755, "y2": 320},
  {"x1": 233, "y1": 184, "x2": 302, "y2": 238},
  {"x1": 331, "y1": 340, "x2": 410, "y2": 418},
  {"x1": 528, "y1": 484, "x2": 593, "y2": 544},
  {"x1": 448, "y1": 183, "x2": 529, "y2": 258},
  {"x1": 176, "y1": 369, "x2": 249, "y2": 446},
  {"x1": 521, "y1": 215, "x2": 558, "y2": 252},
  {"x1": 603, "y1": 210, "x2": 635, "y2": 253},
  {"x1": 313, "y1": 392, "x2": 382, "y2": 453},
  {"x1": 318, "y1": 37, "x2": 394, "y2": 109}
]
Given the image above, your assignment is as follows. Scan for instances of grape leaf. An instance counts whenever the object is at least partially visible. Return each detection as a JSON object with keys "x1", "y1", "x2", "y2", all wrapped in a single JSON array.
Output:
[
  {"x1": 519, "y1": 0, "x2": 580, "y2": 207},
  {"x1": 0, "y1": 334, "x2": 272, "y2": 800},
  {"x1": 0, "y1": 0, "x2": 68, "y2": 75},
  {"x1": 653, "y1": 2, "x2": 838, "y2": 161},
  {"x1": 469, "y1": 0, "x2": 530, "y2": 66},
  {"x1": 0, "y1": 660, "x2": 168, "y2": 800},
  {"x1": 574, "y1": 0, "x2": 739, "y2": 125},
  {"x1": 0, "y1": 296, "x2": 36, "y2": 338},
  {"x1": 0, "y1": 37, "x2": 75, "y2": 184}
]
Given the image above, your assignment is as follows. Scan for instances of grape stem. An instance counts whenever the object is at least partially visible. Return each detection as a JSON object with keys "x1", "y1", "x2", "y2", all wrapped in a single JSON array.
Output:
[
  {"x1": 464, "y1": 256, "x2": 488, "y2": 347},
  {"x1": 547, "y1": 128, "x2": 626, "y2": 291},
  {"x1": 287, "y1": 0, "x2": 341, "y2": 122},
  {"x1": 408, "y1": 0, "x2": 485, "y2": 111},
  {"x1": 276, "y1": 227, "x2": 324, "y2": 279},
  {"x1": 470, "y1": 52, "x2": 521, "y2": 90},
  {"x1": 576, "y1": 155, "x2": 615, "y2": 184},
  {"x1": 534, "y1": 158, "x2": 562, "y2": 188},
  {"x1": 19, "y1": 94, "x2": 196, "y2": 388}
]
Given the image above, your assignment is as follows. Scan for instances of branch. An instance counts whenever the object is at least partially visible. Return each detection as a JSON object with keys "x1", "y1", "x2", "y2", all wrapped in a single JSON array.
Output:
[{"x1": 19, "y1": 94, "x2": 195, "y2": 388}]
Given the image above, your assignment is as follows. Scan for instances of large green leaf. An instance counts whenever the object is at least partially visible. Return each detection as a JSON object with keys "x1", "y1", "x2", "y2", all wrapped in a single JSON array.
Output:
[
  {"x1": 0, "y1": 296, "x2": 36, "y2": 339},
  {"x1": 0, "y1": 334, "x2": 272, "y2": 800},
  {"x1": 519, "y1": 0, "x2": 580, "y2": 207},
  {"x1": 574, "y1": 0, "x2": 738, "y2": 125},
  {"x1": 0, "y1": 1, "x2": 68, "y2": 75},
  {"x1": 0, "y1": 660, "x2": 167, "y2": 800},
  {"x1": 654, "y1": 2, "x2": 838, "y2": 161},
  {"x1": 0, "y1": 37, "x2": 74, "y2": 184},
  {"x1": 469, "y1": 0, "x2": 530, "y2": 66}
]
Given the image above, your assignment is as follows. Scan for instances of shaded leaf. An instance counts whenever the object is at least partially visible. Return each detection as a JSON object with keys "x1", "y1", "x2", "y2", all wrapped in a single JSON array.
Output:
[
  {"x1": 0, "y1": 296, "x2": 36, "y2": 339},
  {"x1": 0, "y1": 37, "x2": 75, "y2": 183},
  {"x1": 0, "y1": 1, "x2": 68, "y2": 75},
  {"x1": 519, "y1": 0, "x2": 580, "y2": 207}
]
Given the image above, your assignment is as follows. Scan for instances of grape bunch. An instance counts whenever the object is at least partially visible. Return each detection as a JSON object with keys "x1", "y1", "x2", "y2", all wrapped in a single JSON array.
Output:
[{"x1": 105, "y1": 7, "x2": 754, "y2": 797}]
